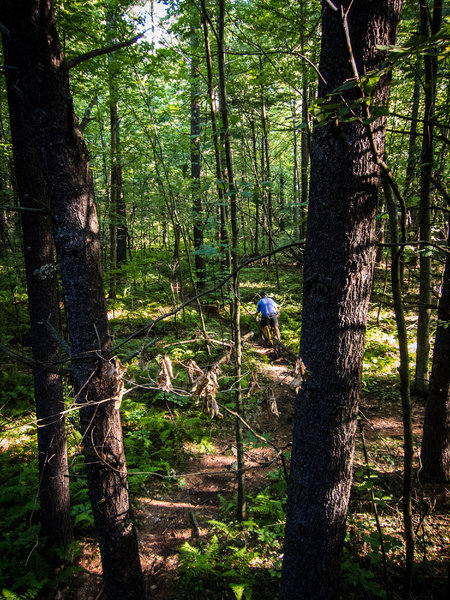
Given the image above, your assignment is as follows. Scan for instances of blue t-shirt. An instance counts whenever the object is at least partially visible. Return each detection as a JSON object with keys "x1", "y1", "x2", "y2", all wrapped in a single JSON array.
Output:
[{"x1": 257, "y1": 297, "x2": 278, "y2": 317}]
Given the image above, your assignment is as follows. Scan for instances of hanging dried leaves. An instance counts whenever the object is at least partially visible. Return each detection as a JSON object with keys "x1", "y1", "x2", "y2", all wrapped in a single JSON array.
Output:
[
  {"x1": 187, "y1": 359, "x2": 202, "y2": 386},
  {"x1": 191, "y1": 362, "x2": 222, "y2": 419},
  {"x1": 105, "y1": 357, "x2": 127, "y2": 410},
  {"x1": 247, "y1": 368, "x2": 260, "y2": 397},
  {"x1": 289, "y1": 357, "x2": 310, "y2": 392},
  {"x1": 265, "y1": 388, "x2": 279, "y2": 417},
  {"x1": 158, "y1": 354, "x2": 174, "y2": 391}
]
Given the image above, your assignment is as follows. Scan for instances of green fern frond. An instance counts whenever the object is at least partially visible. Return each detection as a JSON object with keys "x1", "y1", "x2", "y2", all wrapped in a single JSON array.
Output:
[
  {"x1": 208, "y1": 519, "x2": 237, "y2": 539},
  {"x1": 1, "y1": 586, "x2": 40, "y2": 600}
]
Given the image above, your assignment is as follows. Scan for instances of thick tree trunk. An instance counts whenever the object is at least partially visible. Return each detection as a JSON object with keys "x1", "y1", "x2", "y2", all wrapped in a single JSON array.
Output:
[
  {"x1": 2, "y1": 4, "x2": 73, "y2": 551},
  {"x1": 22, "y1": 201, "x2": 74, "y2": 550},
  {"x1": 280, "y1": 2, "x2": 402, "y2": 598},
  {"x1": 0, "y1": 3, "x2": 144, "y2": 598}
]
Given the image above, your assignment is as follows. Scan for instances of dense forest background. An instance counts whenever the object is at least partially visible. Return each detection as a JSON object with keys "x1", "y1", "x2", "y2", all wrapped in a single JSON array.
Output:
[{"x1": 0, "y1": 1, "x2": 449, "y2": 599}]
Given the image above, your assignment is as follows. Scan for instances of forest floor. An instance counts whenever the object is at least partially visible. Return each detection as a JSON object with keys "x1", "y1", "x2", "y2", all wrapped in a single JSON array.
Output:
[{"x1": 63, "y1": 333, "x2": 449, "y2": 600}]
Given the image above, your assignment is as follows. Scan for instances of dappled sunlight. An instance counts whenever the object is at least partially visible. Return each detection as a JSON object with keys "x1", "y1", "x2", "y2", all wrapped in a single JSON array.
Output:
[{"x1": 1, "y1": 0, "x2": 448, "y2": 597}]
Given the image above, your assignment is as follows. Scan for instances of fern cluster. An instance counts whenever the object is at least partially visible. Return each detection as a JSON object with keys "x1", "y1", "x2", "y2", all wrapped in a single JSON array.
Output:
[
  {"x1": 0, "y1": 454, "x2": 49, "y2": 598},
  {"x1": 177, "y1": 479, "x2": 287, "y2": 600}
]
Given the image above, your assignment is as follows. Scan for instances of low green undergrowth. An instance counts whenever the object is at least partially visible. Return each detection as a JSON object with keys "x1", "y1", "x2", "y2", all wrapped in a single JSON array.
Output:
[{"x1": 177, "y1": 473, "x2": 287, "y2": 600}]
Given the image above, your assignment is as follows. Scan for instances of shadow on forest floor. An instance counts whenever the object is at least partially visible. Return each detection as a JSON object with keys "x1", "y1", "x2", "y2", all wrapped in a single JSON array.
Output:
[{"x1": 62, "y1": 337, "x2": 449, "y2": 600}]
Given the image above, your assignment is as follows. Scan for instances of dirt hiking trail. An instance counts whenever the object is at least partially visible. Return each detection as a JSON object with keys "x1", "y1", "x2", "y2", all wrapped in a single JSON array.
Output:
[{"x1": 65, "y1": 335, "x2": 436, "y2": 600}]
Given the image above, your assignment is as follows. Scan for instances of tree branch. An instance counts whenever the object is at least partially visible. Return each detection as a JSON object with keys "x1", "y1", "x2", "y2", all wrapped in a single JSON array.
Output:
[
  {"x1": 379, "y1": 240, "x2": 450, "y2": 255},
  {"x1": 0, "y1": 205, "x2": 47, "y2": 214},
  {"x1": 0, "y1": 343, "x2": 71, "y2": 376},
  {"x1": 0, "y1": 22, "x2": 10, "y2": 36},
  {"x1": 67, "y1": 33, "x2": 145, "y2": 69}
]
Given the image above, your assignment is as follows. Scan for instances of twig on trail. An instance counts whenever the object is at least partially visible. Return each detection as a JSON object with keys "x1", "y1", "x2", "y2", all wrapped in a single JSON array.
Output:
[
  {"x1": 94, "y1": 584, "x2": 105, "y2": 600},
  {"x1": 217, "y1": 401, "x2": 290, "y2": 484},
  {"x1": 189, "y1": 510, "x2": 201, "y2": 537},
  {"x1": 358, "y1": 409, "x2": 396, "y2": 455}
]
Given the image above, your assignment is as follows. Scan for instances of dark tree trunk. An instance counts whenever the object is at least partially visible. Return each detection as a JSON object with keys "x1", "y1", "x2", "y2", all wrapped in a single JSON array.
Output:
[
  {"x1": 200, "y1": 2, "x2": 229, "y2": 274},
  {"x1": 250, "y1": 117, "x2": 261, "y2": 254},
  {"x1": 21, "y1": 197, "x2": 74, "y2": 550},
  {"x1": 191, "y1": 23, "x2": 206, "y2": 288},
  {"x1": 384, "y1": 175, "x2": 415, "y2": 596},
  {"x1": 420, "y1": 219, "x2": 450, "y2": 483},
  {"x1": 280, "y1": 2, "x2": 402, "y2": 599},
  {"x1": 279, "y1": 169, "x2": 285, "y2": 232},
  {"x1": 415, "y1": 0, "x2": 442, "y2": 396},
  {"x1": 291, "y1": 97, "x2": 301, "y2": 241},
  {"x1": 107, "y1": 10, "x2": 128, "y2": 299},
  {"x1": 403, "y1": 73, "x2": 420, "y2": 202},
  {"x1": 110, "y1": 97, "x2": 128, "y2": 265},
  {"x1": 217, "y1": 0, "x2": 246, "y2": 521},
  {"x1": 2, "y1": 4, "x2": 73, "y2": 551},
  {"x1": 0, "y1": 3, "x2": 144, "y2": 598},
  {"x1": 300, "y1": 77, "x2": 310, "y2": 241},
  {"x1": 260, "y1": 72, "x2": 273, "y2": 252}
]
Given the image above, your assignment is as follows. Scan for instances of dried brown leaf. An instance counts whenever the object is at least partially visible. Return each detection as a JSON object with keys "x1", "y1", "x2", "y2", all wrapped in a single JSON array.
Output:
[
  {"x1": 192, "y1": 363, "x2": 222, "y2": 418},
  {"x1": 247, "y1": 369, "x2": 260, "y2": 397},
  {"x1": 158, "y1": 354, "x2": 174, "y2": 390},
  {"x1": 187, "y1": 359, "x2": 202, "y2": 386},
  {"x1": 265, "y1": 388, "x2": 279, "y2": 417},
  {"x1": 290, "y1": 357, "x2": 310, "y2": 391}
]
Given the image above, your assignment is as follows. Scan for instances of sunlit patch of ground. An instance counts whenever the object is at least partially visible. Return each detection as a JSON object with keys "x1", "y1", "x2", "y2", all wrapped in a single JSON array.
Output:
[
  {"x1": 60, "y1": 322, "x2": 449, "y2": 600},
  {"x1": 0, "y1": 420, "x2": 35, "y2": 454}
]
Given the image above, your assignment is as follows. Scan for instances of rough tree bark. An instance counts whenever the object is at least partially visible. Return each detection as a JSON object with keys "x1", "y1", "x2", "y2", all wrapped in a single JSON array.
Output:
[
  {"x1": 0, "y1": 2, "x2": 145, "y2": 598},
  {"x1": 20, "y1": 189, "x2": 74, "y2": 550},
  {"x1": 1, "y1": 53, "x2": 73, "y2": 546},
  {"x1": 280, "y1": 2, "x2": 402, "y2": 598}
]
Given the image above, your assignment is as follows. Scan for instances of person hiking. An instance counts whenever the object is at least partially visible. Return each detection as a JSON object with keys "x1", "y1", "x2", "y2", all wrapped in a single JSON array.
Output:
[{"x1": 255, "y1": 291, "x2": 280, "y2": 340}]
